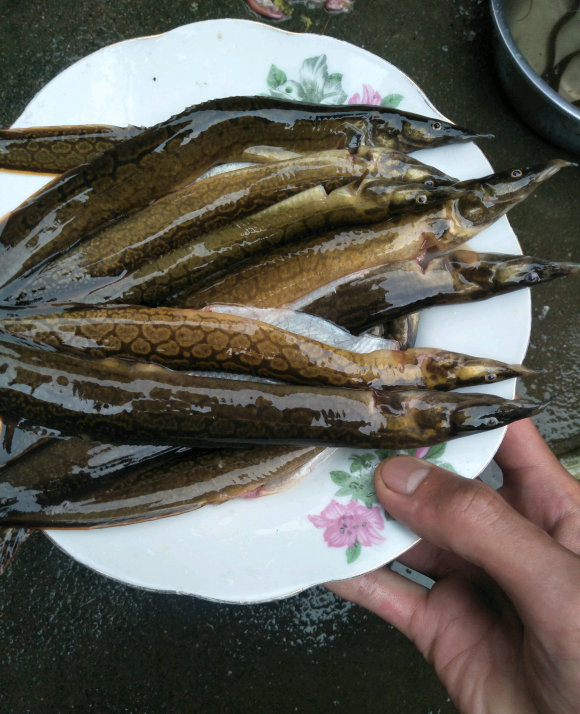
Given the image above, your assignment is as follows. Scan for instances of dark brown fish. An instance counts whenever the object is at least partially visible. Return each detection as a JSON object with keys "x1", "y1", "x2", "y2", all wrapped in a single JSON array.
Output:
[
  {"x1": 183, "y1": 160, "x2": 571, "y2": 310},
  {"x1": 0, "y1": 96, "x2": 482, "y2": 290},
  {"x1": 0, "y1": 333, "x2": 543, "y2": 450},
  {"x1": 0, "y1": 440, "x2": 324, "y2": 528},
  {"x1": 301, "y1": 251, "x2": 580, "y2": 332}
]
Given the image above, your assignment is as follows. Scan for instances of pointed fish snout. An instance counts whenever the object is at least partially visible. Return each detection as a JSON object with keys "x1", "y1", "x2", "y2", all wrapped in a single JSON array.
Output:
[
  {"x1": 534, "y1": 158, "x2": 577, "y2": 183},
  {"x1": 496, "y1": 256, "x2": 580, "y2": 287},
  {"x1": 451, "y1": 395, "x2": 545, "y2": 433},
  {"x1": 455, "y1": 357, "x2": 535, "y2": 387}
]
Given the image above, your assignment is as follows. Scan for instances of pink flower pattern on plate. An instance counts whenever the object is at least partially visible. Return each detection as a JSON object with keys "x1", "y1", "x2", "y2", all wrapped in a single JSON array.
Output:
[
  {"x1": 308, "y1": 499, "x2": 386, "y2": 549},
  {"x1": 414, "y1": 446, "x2": 431, "y2": 459},
  {"x1": 348, "y1": 83, "x2": 382, "y2": 105}
]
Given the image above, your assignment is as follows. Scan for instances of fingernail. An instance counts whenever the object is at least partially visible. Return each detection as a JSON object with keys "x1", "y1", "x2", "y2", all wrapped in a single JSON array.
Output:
[{"x1": 378, "y1": 457, "x2": 430, "y2": 495}]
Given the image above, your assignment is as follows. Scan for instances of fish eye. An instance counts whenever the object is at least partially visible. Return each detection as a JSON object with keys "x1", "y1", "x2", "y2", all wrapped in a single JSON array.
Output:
[
  {"x1": 416, "y1": 194, "x2": 428, "y2": 204},
  {"x1": 525, "y1": 271, "x2": 540, "y2": 283},
  {"x1": 424, "y1": 178, "x2": 435, "y2": 187},
  {"x1": 431, "y1": 121, "x2": 442, "y2": 131},
  {"x1": 485, "y1": 417, "x2": 499, "y2": 427},
  {"x1": 485, "y1": 373, "x2": 497, "y2": 382},
  {"x1": 511, "y1": 169, "x2": 523, "y2": 178}
]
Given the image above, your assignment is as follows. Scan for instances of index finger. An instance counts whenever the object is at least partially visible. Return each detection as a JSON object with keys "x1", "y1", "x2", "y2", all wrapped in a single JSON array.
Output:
[{"x1": 496, "y1": 419, "x2": 580, "y2": 552}]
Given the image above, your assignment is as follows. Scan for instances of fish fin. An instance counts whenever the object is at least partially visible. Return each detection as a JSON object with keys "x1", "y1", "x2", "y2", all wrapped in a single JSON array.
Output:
[{"x1": 0, "y1": 527, "x2": 32, "y2": 576}]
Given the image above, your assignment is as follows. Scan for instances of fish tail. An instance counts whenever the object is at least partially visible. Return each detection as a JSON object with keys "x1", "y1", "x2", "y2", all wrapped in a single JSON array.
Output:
[{"x1": 0, "y1": 526, "x2": 31, "y2": 576}]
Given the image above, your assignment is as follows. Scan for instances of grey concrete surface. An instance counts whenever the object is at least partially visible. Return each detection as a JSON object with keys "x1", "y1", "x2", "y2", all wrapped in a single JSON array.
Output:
[{"x1": 0, "y1": 1, "x2": 578, "y2": 712}]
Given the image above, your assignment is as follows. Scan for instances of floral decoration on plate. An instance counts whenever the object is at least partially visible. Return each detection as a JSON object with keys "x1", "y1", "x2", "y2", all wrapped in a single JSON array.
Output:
[
  {"x1": 265, "y1": 54, "x2": 403, "y2": 107},
  {"x1": 309, "y1": 444, "x2": 454, "y2": 562}
]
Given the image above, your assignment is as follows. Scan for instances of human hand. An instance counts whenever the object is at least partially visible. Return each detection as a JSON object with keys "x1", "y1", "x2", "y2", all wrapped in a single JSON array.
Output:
[{"x1": 326, "y1": 419, "x2": 580, "y2": 713}]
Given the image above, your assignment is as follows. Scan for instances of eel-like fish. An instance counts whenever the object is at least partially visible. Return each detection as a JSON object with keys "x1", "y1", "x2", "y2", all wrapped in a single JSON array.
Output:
[
  {"x1": 4, "y1": 180, "x2": 464, "y2": 308},
  {"x1": 183, "y1": 160, "x2": 572, "y2": 309},
  {"x1": 0, "y1": 96, "x2": 482, "y2": 289},
  {"x1": 2, "y1": 163, "x2": 459, "y2": 307},
  {"x1": 0, "y1": 305, "x2": 531, "y2": 390},
  {"x1": 0, "y1": 94, "x2": 481, "y2": 175},
  {"x1": 300, "y1": 251, "x2": 580, "y2": 332},
  {"x1": 0, "y1": 333, "x2": 543, "y2": 450},
  {"x1": 0, "y1": 440, "x2": 328, "y2": 528}
]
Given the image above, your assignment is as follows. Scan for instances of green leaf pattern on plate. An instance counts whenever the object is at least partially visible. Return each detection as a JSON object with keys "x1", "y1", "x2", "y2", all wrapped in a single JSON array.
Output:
[
  {"x1": 265, "y1": 54, "x2": 404, "y2": 108},
  {"x1": 266, "y1": 54, "x2": 347, "y2": 103}
]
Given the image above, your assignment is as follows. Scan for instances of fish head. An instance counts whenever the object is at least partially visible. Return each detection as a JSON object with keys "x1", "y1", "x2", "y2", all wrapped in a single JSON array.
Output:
[
  {"x1": 493, "y1": 254, "x2": 580, "y2": 288},
  {"x1": 365, "y1": 148, "x2": 458, "y2": 186},
  {"x1": 387, "y1": 114, "x2": 489, "y2": 151},
  {"x1": 455, "y1": 159, "x2": 575, "y2": 226},
  {"x1": 358, "y1": 180, "x2": 467, "y2": 214},
  {"x1": 450, "y1": 394, "x2": 545, "y2": 434}
]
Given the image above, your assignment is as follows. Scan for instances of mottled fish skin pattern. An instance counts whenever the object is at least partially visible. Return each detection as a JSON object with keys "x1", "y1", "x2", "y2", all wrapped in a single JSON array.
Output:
[
  {"x1": 0, "y1": 333, "x2": 539, "y2": 450},
  {"x1": 0, "y1": 305, "x2": 525, "y2": 390},
  {"x1": 183, "y1": 160, "x2": 568, "y2": 310},
  {"x1": 0, "y1": 96, "x2": 475, "y2": 289},
  {"x1": 0, "y1": 124, "x2": 144, "y2": 173},
  {"x1": 1, "y1": 148, "x2": 456, "y2": 307},
  {"x1": 0, "y1": 441, "x2": 323, "y2": 528}
]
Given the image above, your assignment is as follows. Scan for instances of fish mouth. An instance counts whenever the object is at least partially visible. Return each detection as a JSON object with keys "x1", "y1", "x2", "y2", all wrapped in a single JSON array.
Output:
[
  {"x1": 447, "y1": 127, "x2": 494, "y2": 142},
  {"x1": 534, "y1": 158, "x2": 576, "y2": 182},
  {"x1": 498, "y1": 256, "x2": 580, "y2": 287},
  {"x1": 456, "y1": 358, "x2": 536, "y2": 387}
]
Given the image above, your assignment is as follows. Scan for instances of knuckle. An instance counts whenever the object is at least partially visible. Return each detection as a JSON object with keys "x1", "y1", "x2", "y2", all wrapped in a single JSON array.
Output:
[{"x1": 447, "y1": 478, "x2": 505, "y2": 531}]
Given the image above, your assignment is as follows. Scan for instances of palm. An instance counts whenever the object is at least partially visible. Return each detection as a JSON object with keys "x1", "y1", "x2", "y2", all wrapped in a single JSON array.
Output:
[{"x1": 414, "y1": 573, "x2": 536, "y2": 713}]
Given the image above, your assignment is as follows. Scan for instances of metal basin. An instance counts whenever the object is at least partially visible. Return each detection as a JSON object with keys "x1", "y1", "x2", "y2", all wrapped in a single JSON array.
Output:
[{"x1": 490, "y1": 0, "x2": 580, "y2": 153}]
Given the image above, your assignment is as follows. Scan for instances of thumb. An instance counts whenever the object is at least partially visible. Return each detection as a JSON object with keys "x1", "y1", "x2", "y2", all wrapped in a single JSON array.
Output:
[{"x1": 374, "y1": 455, "x2": 579, "y2": 629}]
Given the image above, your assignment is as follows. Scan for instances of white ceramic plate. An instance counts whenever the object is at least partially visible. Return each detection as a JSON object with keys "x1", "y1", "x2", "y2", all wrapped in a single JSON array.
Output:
[{"x1": 0, "y1": 19, "x2": 529, "y2": 603}]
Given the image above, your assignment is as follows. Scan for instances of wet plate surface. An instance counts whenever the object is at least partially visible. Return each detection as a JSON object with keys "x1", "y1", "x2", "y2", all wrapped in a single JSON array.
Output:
[{"x1": 0, "y1": 19, "x2": 529, "y2": 602}]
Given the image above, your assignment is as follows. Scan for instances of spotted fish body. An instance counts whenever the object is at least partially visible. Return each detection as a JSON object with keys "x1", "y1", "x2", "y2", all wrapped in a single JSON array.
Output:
[
  {"x1": 0, "y1": 124, "x2": 144, "y2": 173},
  {"x1": 0, "y1": 305, "x2": 529, "y2": 390},
  {"x1": 0, "y1": 333, "x2": 542, "y2": 451}
]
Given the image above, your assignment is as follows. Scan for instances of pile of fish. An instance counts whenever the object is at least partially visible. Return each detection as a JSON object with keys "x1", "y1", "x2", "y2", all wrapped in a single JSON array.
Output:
[{"x1": 0, "y1": 96, "x2": 577, "y2": 571}]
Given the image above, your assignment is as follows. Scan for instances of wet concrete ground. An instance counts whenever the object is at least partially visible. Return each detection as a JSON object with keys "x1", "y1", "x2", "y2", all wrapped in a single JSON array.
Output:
[{"x1": 0, "y1": 1, "x2": 578, "y2": 712}]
